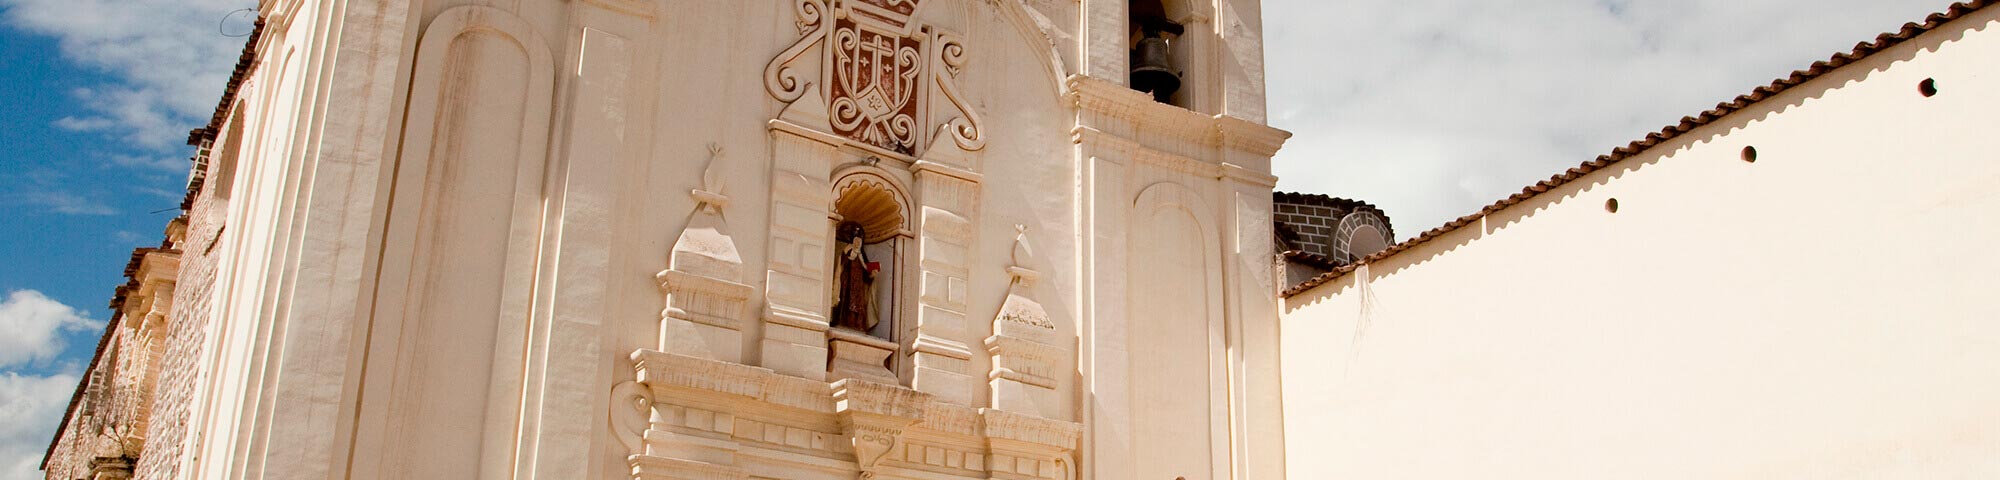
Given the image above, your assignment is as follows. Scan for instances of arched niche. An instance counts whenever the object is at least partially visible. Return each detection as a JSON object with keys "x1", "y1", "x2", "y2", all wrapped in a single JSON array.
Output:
[
  {"x1": 358, "y1": 5, "x2": 554, "y2": 479},
  {"x1": 828, "y1": 169, "x2": 916, "y2": 381},
  {"x1": 1124, "y1": 181, "x2": 1228, "y2": 480}
]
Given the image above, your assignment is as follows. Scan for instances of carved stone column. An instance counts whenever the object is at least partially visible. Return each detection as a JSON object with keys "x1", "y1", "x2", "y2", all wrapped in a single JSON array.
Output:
[
  {"x1": 658, "y1": 153, "x2": 753, "y2": 363},
  {"x1": 910, "y1": 160, "x2": 982, "y2": 405}
]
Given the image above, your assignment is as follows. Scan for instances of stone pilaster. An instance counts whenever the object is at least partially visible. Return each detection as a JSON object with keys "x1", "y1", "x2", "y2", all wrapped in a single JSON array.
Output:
[
  {"x1": 761, "y1": 86, "x2": 840, "y2": 381},
  {"x1": 910, "y1": 158, "x2": 982, "y2": 405}
]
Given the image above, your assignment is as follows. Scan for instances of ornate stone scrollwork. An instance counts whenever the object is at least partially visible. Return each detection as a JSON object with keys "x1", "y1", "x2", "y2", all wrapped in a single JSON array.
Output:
[
  {"x1": 833, "y1": 379, "x2": 931, "y2": 477},
  {"x1": 931, "y1": 31, "x2": 986, "y2": 151},
  {"x1": 764, "y1": 0, "x2": 986, "y2": 158},
  {"x1": 609, "y1": 380, "x2": 653, "y2": 455},
  {"x1": 764, "y1": 0, "x2": 830, "y2": 104}
]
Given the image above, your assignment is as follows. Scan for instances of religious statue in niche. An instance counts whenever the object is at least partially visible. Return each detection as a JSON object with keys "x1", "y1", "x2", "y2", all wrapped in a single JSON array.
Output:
[{"x1": 832, "y1": 221, "x2": 882, "y2": 333}]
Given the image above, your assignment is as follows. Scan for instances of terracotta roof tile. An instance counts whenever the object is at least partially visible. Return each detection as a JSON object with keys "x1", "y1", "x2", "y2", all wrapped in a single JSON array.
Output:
[
  {"x1": 180, "y1": 17, "x2": 266, "y2": 210},
  {"x1": 1282, "y1": 249, "x2": 1342, "y2": 269},
  {"x1": 1282, "y1": 0, "x2": 1995, "y2": 298}
]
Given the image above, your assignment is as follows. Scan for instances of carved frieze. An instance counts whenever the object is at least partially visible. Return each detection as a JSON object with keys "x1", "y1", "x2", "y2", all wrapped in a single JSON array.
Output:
[
  {"x1": 627, "y1": 348, "x2": 1079, "y2": 478},
  {"x1": 833, "y1": 379, "x2": 931, "y2": 477}
]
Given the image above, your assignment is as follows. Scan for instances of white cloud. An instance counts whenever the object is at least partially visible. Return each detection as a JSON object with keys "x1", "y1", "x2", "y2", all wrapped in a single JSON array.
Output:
[
  {"x1": 0, "y1": 372, "x2": 81, "y2": 480},
  {"x1": 0, "y1": 290, "x2": 105, "y2": 369},
  {"x1": 1, "y1": 0, "x2": 256, "y2": 150},
  {"x1": 1266, "y1": 0, "x2": 1948, "y2": 238},
  {"x1": 8, "y1": 191, "x2": 117, "y2": 216},
  {"x1": 0, "y1": 292, "x2": 96, "y2": 480},
  {"x1": 107, "y1": 153, "x2": 187, "y2": 172}
]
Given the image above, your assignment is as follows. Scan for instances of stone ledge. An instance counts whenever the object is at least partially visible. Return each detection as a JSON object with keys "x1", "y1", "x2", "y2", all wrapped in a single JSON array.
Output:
[
  {"x1": 1065, "y1": 74, "x2": 1292, "y2": 158},
  {"x1": 632, "y1": 349, "x2": 834, "y2": 413},
  {"x1": 629, "y1": 349, "x2": 1081, "y2": 479},
  {"x1": 628, "y1": 454, "x2": 744, "y2": 480},
  {"x1": 982, "y1": 409, "x2": 1082, "y2": 451}
]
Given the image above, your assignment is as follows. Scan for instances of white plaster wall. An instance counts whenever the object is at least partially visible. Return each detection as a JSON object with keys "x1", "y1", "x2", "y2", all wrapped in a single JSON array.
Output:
[
  {"x1": 1282, "y1": 9, "x2": 2000, "y2": 479},
  {"x1": 168, "y1": 0, "x2": 1289, "y2": 477}
]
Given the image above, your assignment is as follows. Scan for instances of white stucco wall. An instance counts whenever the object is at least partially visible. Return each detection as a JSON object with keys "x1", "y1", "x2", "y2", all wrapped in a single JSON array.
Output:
[
  {"x1": 156, "y1": 0, "x2": 1288, "y2": 478},
  {"x1": 1282, "y1": 7, "x2": 2000, "y2": 479}
]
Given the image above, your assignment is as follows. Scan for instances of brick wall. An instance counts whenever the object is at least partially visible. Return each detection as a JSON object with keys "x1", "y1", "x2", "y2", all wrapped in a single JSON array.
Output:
[
  {"x1": 1274, "y1": 201, "x2": 1345, "y2": 258},
  {"x1": 135, "y1": 155, "x2": 226, "y2": 480}
]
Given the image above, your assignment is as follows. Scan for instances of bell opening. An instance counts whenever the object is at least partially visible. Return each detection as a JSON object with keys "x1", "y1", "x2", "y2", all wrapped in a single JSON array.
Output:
[{"x1": 1129, "y1": 2, "x2": 1186, "y2": 106}]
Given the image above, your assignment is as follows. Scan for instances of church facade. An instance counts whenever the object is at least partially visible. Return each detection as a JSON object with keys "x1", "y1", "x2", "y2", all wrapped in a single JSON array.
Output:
[
  {"x1": 45, "y1": 0, "x2": 1291, "y2": 479},
  {"x1": 41, "y1": 0, "x2": 2000, "y2": 479}
]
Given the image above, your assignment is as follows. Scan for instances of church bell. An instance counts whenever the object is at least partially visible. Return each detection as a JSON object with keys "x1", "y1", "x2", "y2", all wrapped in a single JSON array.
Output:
[{"x1": 1130, "y1": 17, "x2": 1185, "y2": 104}]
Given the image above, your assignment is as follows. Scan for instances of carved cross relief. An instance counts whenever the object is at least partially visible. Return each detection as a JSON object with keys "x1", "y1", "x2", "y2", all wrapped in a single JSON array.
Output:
[{"x1": 765, "y1": 0, "x2": 986, "y2": 159}]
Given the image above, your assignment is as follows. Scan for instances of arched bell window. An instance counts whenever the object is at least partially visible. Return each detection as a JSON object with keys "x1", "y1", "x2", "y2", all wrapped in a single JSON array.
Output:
[{"x1": 1129, "y1": 0, "x2": 1189, "y2": 108}]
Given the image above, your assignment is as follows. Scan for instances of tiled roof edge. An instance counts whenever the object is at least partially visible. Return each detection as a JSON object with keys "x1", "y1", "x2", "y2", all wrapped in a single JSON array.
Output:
[
  {"x1": 41, "y1": 247, "x2": 158, "y2": 469},
  {"x1": 1282, "y1": 249, "x2": 1343, "y2": 269},
  {"x1": 187, "y1": 17, "x2": 267, "y2": 147},
  {"x1": 1282, "y1": 0, "x2": 1996, "y2": 298}
]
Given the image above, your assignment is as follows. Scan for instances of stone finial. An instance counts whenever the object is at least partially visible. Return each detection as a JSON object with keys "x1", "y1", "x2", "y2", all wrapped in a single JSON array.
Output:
[
  {"x1": 692, "y1": 143, "x2": 728, "y2": 210},
  {"x1": 1010, "y1": 224, "x2": 1033, "y2": 267},
  {"x1": 657, "y1": 145, "x2": 753, "y2": 362},
  {"x1": 986, "y1": 226, "x2": 1059, "y2": 418},
  {"x1": 1007, "y1": 224, "x2": 1040, "y2": 286}
]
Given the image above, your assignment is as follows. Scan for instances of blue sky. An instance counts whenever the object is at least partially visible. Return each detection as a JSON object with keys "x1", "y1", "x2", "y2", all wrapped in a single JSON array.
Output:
[
  {"x1": 0, "y1": 0, "x2": 1960, "y2": 478},
  {"x1": 1, "y1": 0, "x2": 252, "y2": 476}
]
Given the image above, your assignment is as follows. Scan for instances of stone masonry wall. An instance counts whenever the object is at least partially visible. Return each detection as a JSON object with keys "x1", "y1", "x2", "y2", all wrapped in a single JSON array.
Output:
[{"x1": 136, "y1": 160, "x2": 226, "y2": 480}]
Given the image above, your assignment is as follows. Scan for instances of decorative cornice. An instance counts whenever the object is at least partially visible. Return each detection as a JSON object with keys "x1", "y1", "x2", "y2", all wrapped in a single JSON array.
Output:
[
  {"x1": 1217, "y1": 115, "x2": 1291, "y2": 158},
  {"x1": 980, "y1": 409, "x2": 1081, "y2": 451},
  {"x1": 1221, "y1": 162, "x2": 1279, "y2": 188},
  {"x1": 911, "y1": 160, "x2": 983, "y2": 184},
  {"x1": 631, "y1": 349, "x2": 836, "y2": 413},
  {"x1": 628, "y1": 454, "x2": 743, "y2": 480},
  {"x1": 1065, "y1": 74, "x2": 1292, "y2": 158}
]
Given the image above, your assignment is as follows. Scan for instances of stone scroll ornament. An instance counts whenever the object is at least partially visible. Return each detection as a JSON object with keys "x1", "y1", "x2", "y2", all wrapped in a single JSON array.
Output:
[{"x1": 764, "y1": 0, "x2": 986, "y2": 157}]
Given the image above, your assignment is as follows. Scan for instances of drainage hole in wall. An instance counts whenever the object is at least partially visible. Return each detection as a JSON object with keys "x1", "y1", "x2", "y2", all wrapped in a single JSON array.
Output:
[
  {"x1": 1741, "y1": 146, "x2": 1758, "y2": 163},
  {"x1": 1919, "y1": 78, "x2": 1938, "y2": 97},
  {"x1": 1604, "y1": 198, "x2": 1620, "y2": 213}
]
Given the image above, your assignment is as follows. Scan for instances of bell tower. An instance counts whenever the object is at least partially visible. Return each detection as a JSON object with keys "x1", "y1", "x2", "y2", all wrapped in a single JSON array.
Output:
[
  {"x1": 1079, "y1": 0, "x2": 1271, "y2": 120},
  {"x1": 1074, "y1": 0, "x2": 1290, "y2": 479},
  {"x1": 1128, "y1": 0, "x2": 1187, "y2": 105}
]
